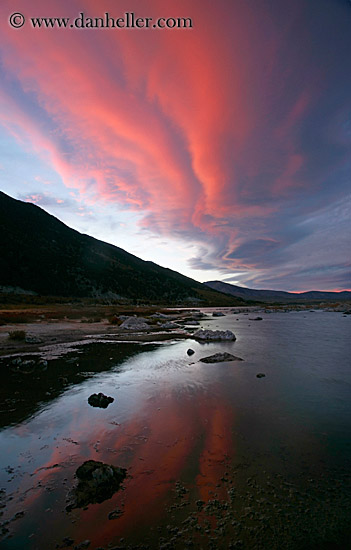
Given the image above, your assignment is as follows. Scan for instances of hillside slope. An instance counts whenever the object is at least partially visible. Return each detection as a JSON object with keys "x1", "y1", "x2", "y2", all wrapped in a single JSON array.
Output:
[{"x1": 0, "y1": 192, "x2": 244, "y2": 305}]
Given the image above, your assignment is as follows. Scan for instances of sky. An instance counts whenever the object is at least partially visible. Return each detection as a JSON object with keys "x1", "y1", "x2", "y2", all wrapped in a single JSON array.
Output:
[{"x1": 0, "y1": 0, "x2": 350, "y2": 292}]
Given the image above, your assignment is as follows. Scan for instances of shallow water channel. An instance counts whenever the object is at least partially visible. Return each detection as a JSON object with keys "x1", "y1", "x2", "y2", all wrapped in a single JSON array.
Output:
[{"x1": 0, "y1": 310, "x2": 350, "y2": 549}]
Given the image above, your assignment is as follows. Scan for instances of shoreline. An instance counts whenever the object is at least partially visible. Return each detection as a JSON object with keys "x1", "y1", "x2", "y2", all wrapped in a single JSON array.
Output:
[
  {"x1": 0, "y1": 320, "x2": 195, "y2": 359},
  {"x1": 1, "y1": 303, "x2": 349, "y2": 359}
]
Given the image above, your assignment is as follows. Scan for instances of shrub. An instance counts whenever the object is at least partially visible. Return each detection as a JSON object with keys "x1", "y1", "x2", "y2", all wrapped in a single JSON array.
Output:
[
  {"x1": 108, "y1": 315, "x2": 122, "y2": 325},
  {"x1": 0, "y1": 313, "x2": 34, "y2": 324},
  {"x1": 8, "y1": 330, "x2": 26, "y2": 340}
]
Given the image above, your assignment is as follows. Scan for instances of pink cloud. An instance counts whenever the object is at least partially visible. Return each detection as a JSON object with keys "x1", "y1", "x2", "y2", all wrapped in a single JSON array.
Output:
[{"x1": 1, "y1": 0, "x2": 264, "y2": 228}]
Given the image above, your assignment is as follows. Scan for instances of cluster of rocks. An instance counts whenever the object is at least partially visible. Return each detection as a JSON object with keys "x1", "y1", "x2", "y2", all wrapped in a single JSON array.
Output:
[
  {"x1": 10, "y1": 356, "x2": 48, "y2": 374},
  {"x1": 108, "y1": 309, "x2": 224, "y2": 336},
  {"x1": 118, "y1": 314, "x2": 186, "y2": 332},
  {"x1": 187, "y1": 319, "x2": 266, "y2": 375}
]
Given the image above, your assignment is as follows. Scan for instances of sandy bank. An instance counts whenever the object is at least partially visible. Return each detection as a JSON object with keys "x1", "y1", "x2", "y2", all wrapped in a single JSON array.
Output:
[{"x1": 0, "y1": 319, "x2": 193, "y2": 358}]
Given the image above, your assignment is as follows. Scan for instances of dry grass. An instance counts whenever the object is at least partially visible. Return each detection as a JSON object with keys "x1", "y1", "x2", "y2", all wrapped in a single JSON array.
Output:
[{"x1": 0, "y1": 303, "x2": 174, "y2": 326}]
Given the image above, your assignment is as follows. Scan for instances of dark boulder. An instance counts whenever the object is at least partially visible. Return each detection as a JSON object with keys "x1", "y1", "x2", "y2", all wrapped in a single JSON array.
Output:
[
  {"x1": 67, "y1": 460, "x2": 127, "y2": 510},
  {"x1": 200, "y1": 352, "x2": 244, "y2": 363},
  {"x1": 187, "y1": 348, "x2": 195, "y2": 356},
  {"x1": 88, "y1": 393, "x2": 114, "y2": 408},
  {"x1": 193, "y1": 329, "x2": 236, "y2": 341},
  {"x1": 256, "y1": 373, "x2": 266, "y2": 378}
]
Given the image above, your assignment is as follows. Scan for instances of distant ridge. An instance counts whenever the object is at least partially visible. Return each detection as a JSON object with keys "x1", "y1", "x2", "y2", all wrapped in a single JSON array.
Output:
[
  {"x1": 0, "y1": 191, "x2": 245, "y2": 306},
  {"x1": 205, "y1": 280, "x2": 351, "y2": 303}
]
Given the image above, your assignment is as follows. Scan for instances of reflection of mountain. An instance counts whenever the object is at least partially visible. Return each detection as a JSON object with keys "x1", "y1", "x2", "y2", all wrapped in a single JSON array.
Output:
[
  {"x1": 0, "y1": 192, "x2": 243, "y2": 305},
  {"x1": 205, "y1": 280, "x2": 351, "y2": 303},
  {"x1": 0, "y1": 342, "x2": 146, "y2": 429}
]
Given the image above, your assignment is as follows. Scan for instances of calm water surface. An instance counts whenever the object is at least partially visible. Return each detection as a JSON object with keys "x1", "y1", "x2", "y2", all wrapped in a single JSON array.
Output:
[{"x1": 0, "y1": 310, "x2": 350, "y2": 549}]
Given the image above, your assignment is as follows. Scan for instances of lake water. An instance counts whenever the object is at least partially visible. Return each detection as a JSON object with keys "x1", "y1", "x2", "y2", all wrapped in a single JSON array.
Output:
[{"x1": 0, "y1": 310, "x2": 350, "y2": 549}]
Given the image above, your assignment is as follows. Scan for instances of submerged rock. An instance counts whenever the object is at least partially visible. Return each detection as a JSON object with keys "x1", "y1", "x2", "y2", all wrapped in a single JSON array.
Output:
[
  {"x1": 67, "y1": 460, "x2": 126, "y2": 510},
  {"x1": 88, "y1": 393, "x2": 114, "y2": 408},
  {"x1": 249, "y1": 317, "x2": 263, "y2": 321},
  {"x1": 74, "y1": 540, "x2": 90, "y2": 549},
  {"x1": 212, "y1": 312, "x2": 225, "y2": 317},
  {"x1": 256, "y1": 373, "x2": 266, "y2": 378},
  {"x1": 193, "y1": 329, "x2": 236, "y2": 341},
  {"x1": 200, "y1": 352, "x2": 243, "y2": 363},
  {"x1": 108, "y1": 507, "x2": 124, "y2": 520},
  {"x1": 25, "y1": 336, "x2": 43, "y2": 344},
  {"x1": 61, "y1": 537, "x2": 75, "y2": 547},
  {"x1": 187, "y1": 348, "x2": 195, "y2": 356},
  {"x1": 10, "y1": 357, "x2": 47, "y2": 374},
  {"x1": 120, "y1": 316, "x2": 149, "y2": 330}
]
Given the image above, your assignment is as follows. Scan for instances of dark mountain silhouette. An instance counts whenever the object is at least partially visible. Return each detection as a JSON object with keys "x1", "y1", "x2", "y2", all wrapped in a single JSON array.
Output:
[
  {"x1": 205, "y1": 280, "x2": 351, "y2": 303},
  {"x1": 0, "y1": 191, "x2": 245, "y2": 305}
]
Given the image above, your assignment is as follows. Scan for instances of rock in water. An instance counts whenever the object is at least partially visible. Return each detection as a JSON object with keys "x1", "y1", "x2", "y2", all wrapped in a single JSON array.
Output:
[
  {"x1": 200, "y1": 352, "x2": 243, "y2": 363},
  {"x1": 212, "y1": 311, "x2": 225, "y2": 317},
  {"x1": 187, "y1": 348, "x2": 195, "y2": 356},
  {"x1": 256, "y1": 373, "x2": 266, "y2": 378},
  {"x1": 160, "y1": 321, "x2": 180, "y2": 329},
  {"x1": 193, "y1": 329, "x2": 236, "y2": 341},
  {"x1": 88, "y1": 393, "x2": 114, "y2": 408},
  {"x1": 120, "y1": 316, "x2": 149, "y2": 330},
  {"x1": 249, "y1": 317, "x2": 263, "y2": 321},
  {"x1": 25, "y1": 336, "x2": 43, "y2": 344},
  {"x1": 108, "y1": 508, "x2": 123, "y2": 520},
  {"x1": 67, "y1": 460, "x2": 127, "y2": 510}
]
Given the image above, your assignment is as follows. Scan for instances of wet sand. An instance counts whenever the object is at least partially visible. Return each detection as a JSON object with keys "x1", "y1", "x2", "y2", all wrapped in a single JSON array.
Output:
[{"x1": 0, "y1": 319, "x2": 192, "y2": 359}]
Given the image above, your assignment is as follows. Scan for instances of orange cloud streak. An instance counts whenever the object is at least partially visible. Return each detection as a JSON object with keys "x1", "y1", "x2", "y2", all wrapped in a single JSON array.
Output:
[{"x1": 0, "y1": 0, "x2": 283, "y2": 233}]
